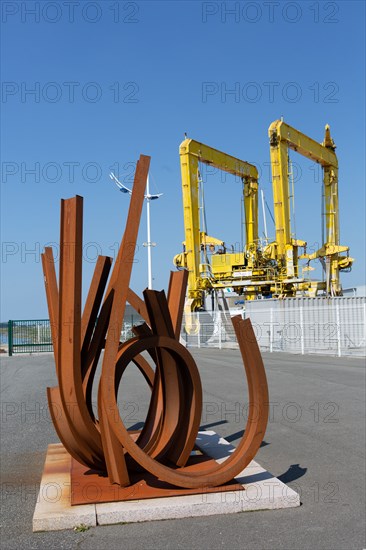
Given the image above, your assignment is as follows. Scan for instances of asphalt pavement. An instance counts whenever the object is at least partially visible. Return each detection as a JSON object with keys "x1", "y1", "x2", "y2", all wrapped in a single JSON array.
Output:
[{"x1": 0, "y1": 349, "x2": 365, "y2": 550}]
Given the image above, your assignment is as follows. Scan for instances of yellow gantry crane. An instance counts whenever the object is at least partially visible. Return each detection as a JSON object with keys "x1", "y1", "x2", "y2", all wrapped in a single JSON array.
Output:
[
  {"x1": 174, "y1": 122, "x2": 353, "y2": 312},
  {"x1": 173, "y1": 138, "x2": 274, "y2": 311},
  {"x1": 268, "y1": 119, "x2": 353, "y2": 296}
]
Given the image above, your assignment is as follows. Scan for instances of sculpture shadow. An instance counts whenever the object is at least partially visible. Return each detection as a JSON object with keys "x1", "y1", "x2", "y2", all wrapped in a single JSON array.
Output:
[
  {"x1": 226, "y1": 429, "x2": 269, "y2": 448},
  {"x1": 199, "y1": 420, "x2": 228, "y2": 430},
  {"x1": 128, "y1": 421, "x2": 145, "y2": 431},
  {"x1": 278, "y1": 464, "x2": 307, "y2": 483}
]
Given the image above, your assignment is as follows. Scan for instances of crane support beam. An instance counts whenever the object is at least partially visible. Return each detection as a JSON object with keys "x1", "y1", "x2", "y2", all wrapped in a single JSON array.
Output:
[
  {"x1": 269, "y1": 139, "x2": 292, "y2": 260},
  {"x1": 179, "y1": 138, "x2": 259, "y2": 309},
  {"x1": 269, "y1": 119, "x2": 352, "y2": 296},
  {"x1": 269, "y1": 120, "x2": 338, "y2": 167}
]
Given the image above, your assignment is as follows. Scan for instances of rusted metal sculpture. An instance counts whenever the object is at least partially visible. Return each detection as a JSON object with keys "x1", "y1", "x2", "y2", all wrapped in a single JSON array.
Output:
[{"x1": 41, "y1": 155, "x2": 269, "y2": 499}]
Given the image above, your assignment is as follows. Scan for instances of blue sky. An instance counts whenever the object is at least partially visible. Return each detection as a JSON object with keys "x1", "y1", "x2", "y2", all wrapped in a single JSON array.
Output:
[{"x1": 1, "y1": 0, "x2": 365, "y2": 320}]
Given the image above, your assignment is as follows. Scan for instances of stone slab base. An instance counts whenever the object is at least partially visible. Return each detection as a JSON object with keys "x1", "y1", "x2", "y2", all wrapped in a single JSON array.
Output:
[
  {"x1": 33, "y1": 431, "x2": 300, "y2": 532},
  {"x1": 32, "y1": 444, "x2": 96, "y2": 532}
]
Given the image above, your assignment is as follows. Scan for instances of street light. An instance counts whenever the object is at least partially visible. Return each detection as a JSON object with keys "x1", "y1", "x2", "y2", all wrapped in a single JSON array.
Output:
[{"x1": 109, "y1": 171, "x2": 163, "y2": 289}]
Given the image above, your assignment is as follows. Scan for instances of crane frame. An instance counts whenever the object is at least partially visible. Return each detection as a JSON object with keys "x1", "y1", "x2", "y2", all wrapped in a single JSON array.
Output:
[
  {"x1": 176, "y1": 138, "x2": 260, "y2": 310},
  {"x1": 268, "y1": 119, "x2": 353, "y2": 296},
  {"x1": 174, "y1": 123, "x2": 353, "y2": 313}
]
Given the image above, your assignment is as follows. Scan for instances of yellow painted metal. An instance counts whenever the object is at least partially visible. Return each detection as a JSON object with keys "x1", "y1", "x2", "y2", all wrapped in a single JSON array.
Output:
[
  {"x1": 211, "y1": 252, "x2": 246, "y2": 272},
  {"x1": 269, "y1": 138, "x2": 291, "y2": 256},
  {"x1": 243, "y1": 179, "x2": 259, "y2": 257},
  {"x1": 177, "y1": 138, "x2": 259, "y2": 310},
  {"x1": 268, "y1": 119, "x2": 353, "y2": 296},
  {"x1": 175, "y1": 122, "x2": 353, "y2": 310}
]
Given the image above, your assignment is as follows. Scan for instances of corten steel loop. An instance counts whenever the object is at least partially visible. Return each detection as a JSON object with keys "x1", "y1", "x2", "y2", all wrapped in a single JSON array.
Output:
[
  {"x1": 110, "y1": 331, "x2": 200, "y2": 468},
  {"x1": 41, "y1": 247, "x2": 59, "y2": 371},
  {"x1": 98, "y1": 155, "x2": 151, "y2": 485},
  {"x1": 100, "y1": 317, "x2": 268, "y2": 488},
  {"x1": 43, "y1": 157, "x2": 152, "y2": 477},
  {"x1": 102, "y1": 333, "x2": 202, "y2": 463},
  {"x1": 42, "y1": 154, "x2": 269, "y2": 493},
  {"x1": 54, "y1": 198, "x2": 106, "y2": 470}
]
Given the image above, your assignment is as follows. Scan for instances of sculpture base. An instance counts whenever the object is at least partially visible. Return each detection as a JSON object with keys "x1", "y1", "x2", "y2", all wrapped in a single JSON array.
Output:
[
  {"x1": 33, "y1": 431, "x2": 300, "y2": 532},
  {"x1": 71, "y1": 453, "x2": 242, "y2": 505}
]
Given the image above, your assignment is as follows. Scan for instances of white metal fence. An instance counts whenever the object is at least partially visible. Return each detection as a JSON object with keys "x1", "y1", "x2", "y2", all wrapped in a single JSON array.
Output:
[{"x1": 181, "y1": 297, "x2": 366, "y2": 357}]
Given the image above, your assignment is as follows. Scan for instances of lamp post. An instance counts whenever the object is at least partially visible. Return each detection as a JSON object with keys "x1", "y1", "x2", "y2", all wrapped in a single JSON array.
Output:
[
  {"x1": 110, "y1": 171, "x2": 162, "y2": 289},
  {"x1": 144, "y1": 175, "x2": 154, "y2": 289}
]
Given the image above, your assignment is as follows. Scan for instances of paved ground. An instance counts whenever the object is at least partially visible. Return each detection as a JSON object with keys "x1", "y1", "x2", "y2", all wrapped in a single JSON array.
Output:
[{"x1": 0, "y1": 350, "x2": 365, "y2": 549}]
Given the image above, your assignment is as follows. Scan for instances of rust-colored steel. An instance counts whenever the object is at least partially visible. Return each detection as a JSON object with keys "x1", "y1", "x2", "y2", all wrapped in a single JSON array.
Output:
[
  {"x1": 71, "y1": 455, "x2": 243, "y2": 505},
  {"x1": 56, "y1": 196, "x2": 105, "y2": 470},
  {"x1": 43, "y1": 154, "x2": 269, "y2": 499},
  {"x1": 41, "y1": 247, "x2": 59, "y2": 371},
  {"x1": 99, "y1": 155, "x2": 150, "y2": 485},
  {"x1": 81, "y1": 255, "x2": 112, "y2": 361},
  {"x1": 167, "y1": 270, "x2": 189, "y2": 339}
]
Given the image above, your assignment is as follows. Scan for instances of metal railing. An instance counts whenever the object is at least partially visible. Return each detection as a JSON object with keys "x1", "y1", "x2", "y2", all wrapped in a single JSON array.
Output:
[
  {"x1": 6, "y1": 298, "x2": 366, "y2": 358},
  {"x1": 181, "y1": 297, "x2": 366, "y2": 357},
  {"x1": 7, "y1": 315, "x2": 142, "y2": 356},
  {"x1": 8, "y1": 319, "x2": 53, "y2": 356}
]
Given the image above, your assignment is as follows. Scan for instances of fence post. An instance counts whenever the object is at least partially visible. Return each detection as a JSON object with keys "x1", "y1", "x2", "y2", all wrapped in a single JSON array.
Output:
[
  {"x1": 218, "y1": 317, "x2": 222, "y2": 350},
  {"x1": 269, "y1": 308, "x2": 273, "y2": 353},
  {"x1": 336, "y1": 303, "x2": 341, "y2": 357},
  {"x1": 300, "y1": 306, "x2": 305, "y2": 355},
  {"x1": 8, "y1": 321, "x2": 13, "y2": 356}
]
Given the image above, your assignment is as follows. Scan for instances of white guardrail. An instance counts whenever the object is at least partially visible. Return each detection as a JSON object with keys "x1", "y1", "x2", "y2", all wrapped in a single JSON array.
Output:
[{"x1": 181, "y1": 297, "x2": 366, "y2": 358}]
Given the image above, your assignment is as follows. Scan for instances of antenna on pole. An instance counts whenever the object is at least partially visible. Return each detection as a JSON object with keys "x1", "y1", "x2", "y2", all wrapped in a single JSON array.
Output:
[
  {"x1": 110, "y1": 170, "x2": 163, "y2": 290},
  {"x1": 144, "y1": 175, "x2": 154, "y2": 290}
]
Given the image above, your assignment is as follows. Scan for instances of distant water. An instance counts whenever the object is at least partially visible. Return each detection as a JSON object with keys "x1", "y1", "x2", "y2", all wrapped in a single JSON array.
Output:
[{"x1": 0, "y1": 334, "x2": 34, "y2": 345}]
